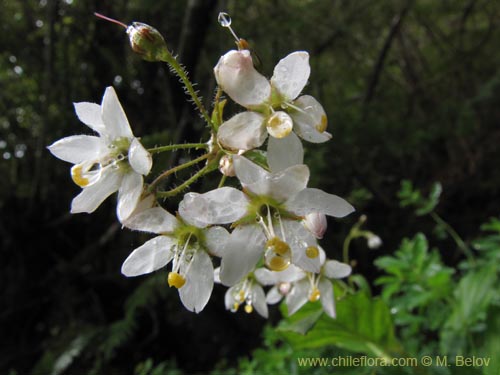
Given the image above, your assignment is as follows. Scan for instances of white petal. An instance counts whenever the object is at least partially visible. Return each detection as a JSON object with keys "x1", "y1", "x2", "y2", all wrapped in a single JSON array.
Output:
[
  {"x1": 224, "y1": 286, "x2": 237, "y2": 310},
  {"x1": 267, "y1": 131, "x2": 303, "y2": 172},
  {"x1": 47, "y1": 135, "x2": 106, "y2": 164},
  {"x1": 204, "y1": 226, "x2": 230, "y2": 257},
  {"x1": 121, "y1": 236, "x2": 174, "y2": 276},
  {"x1": 214, "y1": 50, "x2": 271, "y2": 108},
  {"x1": 217, "y1": 112, "x2": 267, "y2": 151},
  {"x1": 117, "y1": 172, "x2": 143, "y2": 222},
  {"x1": 179, "y1": 250, "x2": 214, "y2": 313},
  {"x1": 271, "y1": 51, "x2": 310, "y2": 101},
  {"x1": 128, "y1": 138, "x2": 152, "y2": 175},
  {"x1": 251, "y1": 283, "x2": 268, "y2": 318},
  {"x1": 74, "y1": 102, "x2": 105, "y2": 134},
  {"x1": 233, "y1": 155, "x2": 270, "y2": 186},
  {"x1": 266, "y1": 286, "x2": 283, "y2": 305},
  {"x1": 319, "y1": 278, "x2": 336, "y2": 318},
  {"x1": 286, "y1": 188, "x2": 355, "y2": 218},
  {"x1": 70, "y1": 168, "x2": 121, "y2": 214},
  {"x1": 214, "y1": 267, "x2": 221, "y2": 284},
  {"x1": 302, "y1": 212, "x2": 327, "y2": 239},
  {"x1": 219, "y1": 225, "x2": 265, "y2": 286},
  {"x1": 244, "y1": 164, "x2": 310, "y2": 202},
  {"x1": 323, "y1": 260, "x2": 352, "y2": 279},
  {"x1": 101, "y1": 86, "x2": 133, "y2": 139},
  {"x1": 255, "y1": 265, "x2": 305, "y2": 285},
  {"x1": 285, "y1": 220, "x2": 324, "y2": 273},
  {"x1": 179, "y1": 187, "x2": 248, "y2": 228},
  {"x1": 290, "y1": 95, "x2": 331, "y2": 143},
  {"x1": 285, "y1": 279, "x2": 309, "y2": 316},
  {"x1": 123, "y1": 207, "x2": 178, "y2": 234}
]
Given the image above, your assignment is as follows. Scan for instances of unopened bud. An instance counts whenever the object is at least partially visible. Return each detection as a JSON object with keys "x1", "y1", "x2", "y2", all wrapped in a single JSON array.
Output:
[
  {"x1": 126, "y1": 22, "x2": 168, "y2": 62},
  {"x1": 367, "y1": 234, "x2": 382, "y2": 249},
  {"x1": 303, "y1": 212, "x2": 327, "y2": 239},
  {"x1": 218, "y1": 154, "x2": 235, "y2": 177}
]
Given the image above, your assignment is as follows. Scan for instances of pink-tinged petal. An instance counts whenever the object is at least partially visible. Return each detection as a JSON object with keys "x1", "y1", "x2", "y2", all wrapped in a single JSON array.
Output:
[
  {"x1": 290, "y1": 95, "x2": 331, "y2": 143},
  {"x1": 214, "y1": 50, "x2": 271, "y2": 108},
  {"x1": 74, "y1": 102, "x2": 105, "y2": 135},
  {"x1": 251, "y1": 283, "x2": 268, "y2": 318},
  {"x1": 219, "y1": 225, "x2": 265, "y2": 286},
  {"x1": 286, "y1": 187, "x2": 355, "y2": 218},
  {"x1": 302, "y1": 212, "x2": 327, "y2": 239},
  {"x1": 179, "y1": 250, "x2": 214, "y2": 313},
  {"x1": 244, "y1": 164, "x2": 310, "y2": 202},
  {"x1": 205, "y1": 226, "x2": 230, "y2": 257},
  {"x1": 124, "y1": 207, "x2": 178, "y2": 234},
  {"x1": 121, "y1": 236, "x2": 175, "y2": 277},
  {"x1": 128, "y1": 138, "x2": 152, "y2": 175},
  {"x1": 319, "y1": 278, "x2": 336, "y2": 318},
  {"x1": 117, "y1": 172, "x2": 143, "y2": 223},
  {"x1": 47, "y1": 135, "x2": 106, "y2": 164},
  {"x1": 285, "y1": 278, "x2": 309, "y2": 316},
  {"x1": 323, "y1": 260, "x2": 352, "y2": 279},
  {"x1": 271, "y1": 51, "x2": 310, "y2": 101},
  {"x1": 179, "y1": 187, "x2": 248, "y2": 228},
  {"x1": 70, "y1": 168, "x2": 122, "y2": 214},
  {"x1": 267, "y1": 131, "x2": 303, "y2": 172},
  {"x1": 101, "y1": 86, "x2": 133, "y2": 139},
  {"x1": 217, "y1": 112, "x2": 267, "y2": 151}
]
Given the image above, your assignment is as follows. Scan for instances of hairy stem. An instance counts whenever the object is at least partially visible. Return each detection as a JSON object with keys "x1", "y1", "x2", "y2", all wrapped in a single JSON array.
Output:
[
  {"x1": 430, "y1": 212, "x2": 475, "y2": 263},
  {"x1": 148, "y1": 142, "x2": 208, "y2": 154},
  {"x1": 157, "y1": 164, "x2": 210, "y2": 198}
]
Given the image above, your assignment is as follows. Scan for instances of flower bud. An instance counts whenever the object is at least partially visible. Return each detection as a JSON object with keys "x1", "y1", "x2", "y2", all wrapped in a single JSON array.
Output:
[
  {"x1": 218, "y1": 155, "x2": 236, "y2": 177},
  {"x1": 126, "y1": 22, "x2": 168, "y2": 62},
  {"x1": 303, "y1": 212, "x2": 327, "y2": 239},
  {"x1": 367, "y1": 234, "x2": 382, "y2": 249}
]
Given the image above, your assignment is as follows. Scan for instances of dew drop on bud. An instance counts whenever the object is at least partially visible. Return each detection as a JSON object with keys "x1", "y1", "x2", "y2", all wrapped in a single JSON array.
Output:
[{"x1": 218, "y1": 12, "x2": 232, "y2": 27}]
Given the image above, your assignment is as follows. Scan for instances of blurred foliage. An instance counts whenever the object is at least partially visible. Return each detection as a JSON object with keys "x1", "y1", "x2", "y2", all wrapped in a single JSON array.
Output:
[{"x1": 2, "y1": 0, "x2": 500, "y2": 374}]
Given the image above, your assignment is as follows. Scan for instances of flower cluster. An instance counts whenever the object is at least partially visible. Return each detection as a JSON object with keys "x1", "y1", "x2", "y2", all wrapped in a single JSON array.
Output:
[{"x1": 48, "y1": 13, "x2": 355, "y2": 319}]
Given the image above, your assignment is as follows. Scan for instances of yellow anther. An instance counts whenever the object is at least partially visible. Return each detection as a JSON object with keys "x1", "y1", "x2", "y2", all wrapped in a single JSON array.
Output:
[
  {"x1": 267, "y1": 255, "x2": 290, "y2": 272},
  {"x1": 167, "y1": 272, "x2": 186, "y2": 289},
  {"x1": 71, "y1": 165, "x2": 89, "y2": 187},
  {"x1": 231, "y1": 302, "x2": 240, "y2": 312},
  {"x1": 317, "y1": 114, "x2": 327, "y2": 133},
  {"x1": 266, "y1": 112, "x2": 293, "y2": 139},
  {"x1": 309, "y1": 287, "x2": 321, "y2": 302},
  {"x1": 266, "y1": 237, "x2": 290, "y2": 256},
  {"x1": 305, "y1": 246, "x2": 320, "y2": 259},
  {"x1": 244, "y1": 304, "x2": 253, "y2": 314},
  {"x1": 238, "y1": 290, "x2": 245, "y2": 303}
]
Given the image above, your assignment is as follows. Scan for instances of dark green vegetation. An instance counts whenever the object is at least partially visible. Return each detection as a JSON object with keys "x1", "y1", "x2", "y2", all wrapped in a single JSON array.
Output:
[{"x1": 1, "y1": 1, "x2": 500, "y2": 374}]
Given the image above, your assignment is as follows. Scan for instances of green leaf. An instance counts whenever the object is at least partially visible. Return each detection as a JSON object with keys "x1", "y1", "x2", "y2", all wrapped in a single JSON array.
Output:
[{"x1": 278, "y1": 292, "x2": 401, "y2": 358}]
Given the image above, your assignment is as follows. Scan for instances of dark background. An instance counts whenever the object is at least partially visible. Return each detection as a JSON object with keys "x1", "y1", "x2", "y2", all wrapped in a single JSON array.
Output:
[{"x1": 2, "y1": 0, "x2": 500, "y2": 374}]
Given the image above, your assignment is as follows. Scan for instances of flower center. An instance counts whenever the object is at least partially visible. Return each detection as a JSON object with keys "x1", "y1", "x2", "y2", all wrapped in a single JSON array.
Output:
[
  {"x1": 229, "y1": 279, "x2": 256, "y2": 314},
  {"x1": 308, "y1": 286, "x2": 321, "y2": 302}
]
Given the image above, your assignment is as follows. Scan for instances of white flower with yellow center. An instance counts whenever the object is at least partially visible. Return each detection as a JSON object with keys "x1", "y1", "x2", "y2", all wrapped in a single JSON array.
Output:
[
  {"x1": 178, "y1": 151, "x2": 354, "y2": 287},
  {"x1": 120, "y1": 196, "x2": 229, "y2": 313},
  {"x1": 285, "y1": 259, "x2": 352, "y2": 318},
  {"x1": 214, "y1": 268, "x2": 268, "y2": 318},
  {"x1": 47, "y1": 86, "x2": 152, "y2": 222},
  {"x1": 214, "y1": 49, "x2": 331, "y2": 151}
]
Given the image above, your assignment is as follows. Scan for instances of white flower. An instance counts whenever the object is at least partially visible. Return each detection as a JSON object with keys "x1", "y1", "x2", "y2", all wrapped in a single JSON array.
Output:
[
  {"x1": 215, "y1": 269, "x2": 268, "y2": 318},
  {"x1": 178, "y1": 155, "x2": 354, "y2": 286},
  {"x1": 254, "y1": 265, "x2": 306, "y2": 305},
  {"x1": 47, "y1": 86, "x2": 152, "y2": 222},
  {"x1": 286, "y1": 259, "x2": 352, "y2": 318},
  {"x1": 120, "y1": 196, "x2": 230, "y2": 313},
  {"x1": 214, "y1": 50, "x2": 331, "y2": 151}
]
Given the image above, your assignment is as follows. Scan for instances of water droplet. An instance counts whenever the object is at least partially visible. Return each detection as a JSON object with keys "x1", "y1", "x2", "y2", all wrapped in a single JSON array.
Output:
[{"x1": 218, "y1": 12, "x2": 232, "y2": 27}]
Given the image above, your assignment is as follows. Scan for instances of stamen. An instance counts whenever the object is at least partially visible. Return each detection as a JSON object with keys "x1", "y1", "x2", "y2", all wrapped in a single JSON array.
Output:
[
  {"x1": 231, "y1": 302, "x2": 240, "y2": 312},
  {"x1": 167, "y1": 272, "x2": 186, "y2": 288},
  {"x1": 218, "y1": 12, "x2": 241, "y2": 44},
  {"x1": 308, "y1": 287, "x2": 321, "y2": 302},
  {"x1": 244, "y1": 303, "x2": 253, "y2": 314},
  {"x1": 94, "y1": 12, "x2": 128, "y2": 29},
  {"x1": 71, "y1": 165, "x2": 89, "y2": 187},
  {"x1": 265, "y1": 237, "x2": 291, "y2": 271},
  {"x1": 305, "y1": 246, "x2": 320, "y2": 259}
]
